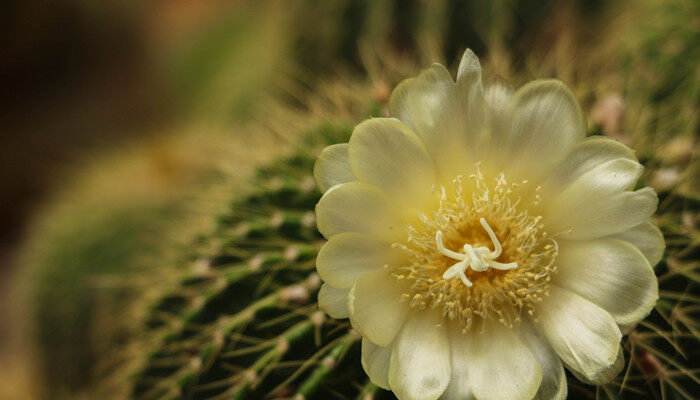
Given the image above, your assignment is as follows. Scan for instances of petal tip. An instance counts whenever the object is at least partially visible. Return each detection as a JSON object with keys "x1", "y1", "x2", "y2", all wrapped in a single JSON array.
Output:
[{"x1": 457, "y1": 48, "x2": 482, "y2": 83}]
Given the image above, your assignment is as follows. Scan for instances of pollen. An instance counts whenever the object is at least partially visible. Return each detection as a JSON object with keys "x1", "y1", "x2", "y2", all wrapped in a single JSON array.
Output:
[{"x1": 392, "y1": 166, "x2": 558, "y2": 332}]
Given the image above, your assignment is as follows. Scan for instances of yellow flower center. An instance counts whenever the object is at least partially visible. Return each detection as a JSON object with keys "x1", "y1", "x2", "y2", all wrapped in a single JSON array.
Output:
[
  {"x1": 393, "y1": 167, "x2": 558, "y2": 332},
  {"x1": 436, "y1": 218, "x2": 519, "y2": 287}
]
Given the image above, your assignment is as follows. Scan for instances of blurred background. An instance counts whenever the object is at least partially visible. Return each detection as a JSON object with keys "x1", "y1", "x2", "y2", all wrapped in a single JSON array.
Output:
[{"x1": 0, "y1": 0, "x2": 697, "y2": 399}]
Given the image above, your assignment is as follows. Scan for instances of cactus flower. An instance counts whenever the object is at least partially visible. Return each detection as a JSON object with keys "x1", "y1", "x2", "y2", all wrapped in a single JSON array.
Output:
[{"x1": 313, "y1": 50, "x2": 663, "y2": 400}]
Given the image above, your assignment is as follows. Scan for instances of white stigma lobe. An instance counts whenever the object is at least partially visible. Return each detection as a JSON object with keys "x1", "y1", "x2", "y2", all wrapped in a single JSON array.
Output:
[{"x1": 436, "y1": 218, "x2": 518, "y2": 287}]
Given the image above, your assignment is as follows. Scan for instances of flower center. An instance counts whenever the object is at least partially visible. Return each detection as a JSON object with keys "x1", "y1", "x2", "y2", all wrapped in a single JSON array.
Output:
[
  {"x1": 392, "y1": 167, "x2": 558, "y2": 332},
  {"x1": 436, "y1": 218, "x2": 518, "y2": 288}
]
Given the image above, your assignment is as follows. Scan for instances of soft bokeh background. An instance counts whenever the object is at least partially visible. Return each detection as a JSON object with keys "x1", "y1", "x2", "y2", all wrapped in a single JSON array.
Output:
[{"x1": 1, "y1": 0, "x2": 697, "y2": 399}]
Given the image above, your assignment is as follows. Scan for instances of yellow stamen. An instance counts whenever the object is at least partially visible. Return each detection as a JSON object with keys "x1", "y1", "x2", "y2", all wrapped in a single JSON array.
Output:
[{"x1": 393, "y1": 166, "x2": 557, "y2": 332}]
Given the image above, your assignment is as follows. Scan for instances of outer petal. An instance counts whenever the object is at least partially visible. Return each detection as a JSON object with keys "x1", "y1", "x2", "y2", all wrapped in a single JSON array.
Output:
[
  {"x1": 536, "y1": 286, "x2": 622, "y2": 382},
  {"x1": 317, "y1": 284, "x2": 349, "y2": 319},
  {"x1": 545, "y1": 158, "x2": 657, "y2": 239},
  {"x1": 349, "y1": 118, "x2": 436, "y2": 211},
  {"x1": 389, "y1": 63, "x2": 455, "y2": 132},
  {"x1": 361, "y1": 337, "x2": 392, "y2": 389},
  {"x1": 554, "y1": 239, "x2": 658, "y2": 325},
  {"x1": 569, "y1": 346, "x2": 625, "y2": 385},
  {"x1": 607, "y1": 220, "x2": 665, "y2": 266},
  {"x1": 315, "y1": 181, "x2": 404, "y2": 240},
  {"x1": 347, "y1": 271, "x2": 408, "y2": 346},
  {"x1": 618, "y1": 322, "x2": 637, "y2": 335},
  {"x1": 466, "y1": 322, "x2": 542, "y2": 400},
  {"x1": 317, "y1": 232, "x2": 406, "y2": 289},
  {"x1": 455, "y1": 49, "x2": 488, "y2": 157},
  {"x1": 439, "y1": 323, "x2": 475, "y2": 400},
  {"x1": 483, "y1": 76, "x2": 514, "y2": 144},
  {"x1": 389, "y1": 310, "x2": 451, "y2": 400},
  {"x1": 313, "y1": 144, "x2": 356, "y2": 193},
  {"x1": 499, "y1": 79, "x2": 587, "y2": 182},
  {"x1": 388, "y1": 50, "x2": 486, "y2": 181},
  {"x1": 518, "y1": 322, "x2": 567, "y2": 400},
  {"x1": 541, "y1": 136, "x2": 637, "y2": 199}
]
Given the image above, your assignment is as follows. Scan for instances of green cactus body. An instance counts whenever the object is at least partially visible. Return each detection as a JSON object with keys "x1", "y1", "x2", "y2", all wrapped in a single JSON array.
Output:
[{"x1": 123, "y1": 124, "x2": 384, "y2": 400}]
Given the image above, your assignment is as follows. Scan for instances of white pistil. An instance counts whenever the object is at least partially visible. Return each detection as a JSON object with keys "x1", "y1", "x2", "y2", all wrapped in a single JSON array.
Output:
[{"x1": 436, "y1": 218, "x2": 518, "y2": 287}]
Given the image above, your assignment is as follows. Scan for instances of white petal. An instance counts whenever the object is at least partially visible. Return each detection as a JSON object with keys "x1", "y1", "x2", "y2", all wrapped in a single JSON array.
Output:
[
  {"x1": 545, "y1": 158, "x2": 657, "y2": 239},
  {"x1": 315, "y1": 181, "x2": 405, "y2": 240},
  {"x1": 439, "y1": 323, "x2": 475, "y2": 400},
  {"x1": 484, "y1": 76, "x2": 514, "y2": 143},
  {"x1": 317, "y1": 232, "x2": 406, "y2": 289},
  {"x1": 317, "y1": 284, "x2": 349, "y2": 319},
  {"x1": 484, "y1": 76, "x2": 514, "y2": 115},
  {"x1": 361, "y1": 337, "x2": 392, "y2": 389},
  {"x1": 456, "y1": 48, "x2": 482, "y2": 83},
  {"x1": 455, "y1": 49, "x2": 488, "y2": 158},
  {"x1": 536, "y1": 286, "x2": 622, "y2": 381},
  {"x1": 518, "y1": 322, "x2": 567, "y2": 400},
  {"x1": 314, "y1": 144, "x2": 356, "y2": 193},
  {"x1": 349, "y1": 118, "x2": 436, "y2": 211},
  {"x1": 568, "y1": 346, "x2": 625, "y2": 385},
  {"x1": 388, "y1": 52, "x2": 486, "y2": 181},
  {"x1": 389, "y1": 311, "x2": 451, "y2": 400},
  {"x1": 541, "y1": 136, "x2": 637, "y2": 199},
  {"x1": 466, "y1": 322, "x2": 542, "y2": 400},
  {"x1": 607, "y1": 220, "x2": 665, "y2": 266},
  {"x1": 347, "y1": 271, "x2": 408, "y2": 346},
  {"x1": 499, "y1": 80, "x2": 586, "y2": 182},
  {"x1": 618, "y1": 322, "x2": 637, "y2": 335},
  {"x1": 554, "y1": 239, "x2": 658, "y2": 325},
  {"x1": 389, "y1": 63, "x2": 455, "y2": 131}
]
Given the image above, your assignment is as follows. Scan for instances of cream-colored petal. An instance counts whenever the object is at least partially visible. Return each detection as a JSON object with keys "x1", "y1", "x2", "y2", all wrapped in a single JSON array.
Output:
[
  {"x1": 466, "y1": 321, "x2": 542, "y2": 400},
  {"x1": 484, "y1": 76, "x2": 514, "y2": 144},
  {"x1": 438, "y1": 323, "x2": 475, "y2": 400},
  {"x1": 389, "y1": 310, "x2": 451, "y2": 400},
  {"x1": 455, "y1": 49, "x2": 488, "y2": 158},
  {"x1": 317, "y1": 284, "x2": 349, "y2": 319},
  {"x1": 499, "y1": 80, "x2": 586, "y2": 182},
  {"x1": 536, "y1": 285, "x2": 622, "y2": 381},
  {"x1": 618, "y1": 322, "x2": 637, "y2": 335},
  {"x1": 314, "y1": 144, "x2": 356, "y2": 193},
  {"x1": 545, "y1": 158, "x2": 657, "y2": 240},
  {"x1": 518, "y1": 322, "x2": 567, "y2": 400},
  {"x1": 349, "y1": 118, "x2": 436, "y2": 211},
  {"x1": 568, "y1": 346, "x2": 625, "y2": 385},
  {"x1": 389, "y1": 63, "x2": 455, "y2": 131},
  {"x1": 317, "y1": 232, "x2": 406, "y2": 289},
  {"x1": 541, "y1": 136, "x2": 637, "y2": 199},
  {"x1": 484, "y1": 76, "x2": 514, "y2": 114},
  {"x1": 388, "y1": 51, "x2": 486, "y2": 181},
  {"x1": 554, "y1": 239, "x2": 658, "y2": 326},
  {"x1": 607, "y1": 220, "x2": 665, "y2": 266},
  {"x1": 315, "y1": 181, "x2": 404, "y2": 240},
  {"x1": 361, "y1": 337, "x2": 392, "y2": 390},
  {"x1": 347, "y1": 271, "x2": 408, "y2": 346},
  {"x1": 456, "y1": 48, "x2": 482, "y2": 83}
]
